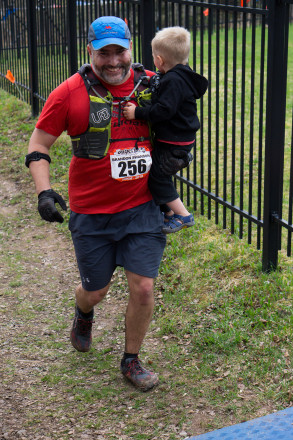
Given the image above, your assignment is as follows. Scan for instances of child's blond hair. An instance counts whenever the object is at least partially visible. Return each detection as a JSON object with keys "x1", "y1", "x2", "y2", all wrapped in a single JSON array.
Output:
[{"x1": 151, "y1": 26, "x2": 190, "y2": 67}]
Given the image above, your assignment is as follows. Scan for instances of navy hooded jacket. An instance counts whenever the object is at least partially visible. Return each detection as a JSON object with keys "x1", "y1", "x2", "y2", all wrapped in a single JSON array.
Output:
[{"x1": 134, "y1": 64, "x2": 208, "y2": 143}]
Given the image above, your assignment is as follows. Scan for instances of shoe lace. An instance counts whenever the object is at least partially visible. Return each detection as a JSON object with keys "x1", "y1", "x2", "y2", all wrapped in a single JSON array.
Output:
[{"x1": 128, "y1": 358, "x2": 145, "y2": 375}]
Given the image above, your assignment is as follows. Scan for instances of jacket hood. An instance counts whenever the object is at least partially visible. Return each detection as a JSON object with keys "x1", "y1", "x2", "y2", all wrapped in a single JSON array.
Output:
[{"x1": 171, "y1": 64, "x2": 208, "y2": 99}]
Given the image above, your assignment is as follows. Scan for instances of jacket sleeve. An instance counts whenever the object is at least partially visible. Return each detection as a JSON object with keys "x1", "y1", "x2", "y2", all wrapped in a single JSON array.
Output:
[
  {"x1": 135, "y1": 73, "x2": 185, "y2": 123},
  {"x1": 193, "y1": 73, "x2": 209, "y2": 99},
  {"x1": 135, "y1": 103, "x2": 151, "y2": 120}
]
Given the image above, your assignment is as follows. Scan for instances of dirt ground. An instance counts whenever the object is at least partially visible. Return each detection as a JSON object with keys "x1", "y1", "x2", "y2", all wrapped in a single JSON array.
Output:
[
  {"x1": 0, "y1": 172, "x2": 136, "y2": 439},
  {"x1": 0, "y1": 160, "x2": 278, "y2": 440},
  {"x1": 0, "y1": 172, "x2": 199, "y2": 440}
]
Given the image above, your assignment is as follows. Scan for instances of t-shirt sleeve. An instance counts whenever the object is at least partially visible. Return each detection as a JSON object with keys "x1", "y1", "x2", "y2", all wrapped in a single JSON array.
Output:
[
  {"x1": 145, "y1": 70, "x2": 156, "y2": 78},
  {"x1": 36, "y1": 74, "x2": 89, "y2": 137},
  {"x1": 36, "y1": 81, "x2": 71, "y2": 137}
]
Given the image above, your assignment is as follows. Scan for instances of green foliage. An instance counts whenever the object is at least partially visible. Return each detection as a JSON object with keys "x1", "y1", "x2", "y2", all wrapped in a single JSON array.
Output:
[{"x1": 0, "y1": 83, "x2": 292, "y2": 439}]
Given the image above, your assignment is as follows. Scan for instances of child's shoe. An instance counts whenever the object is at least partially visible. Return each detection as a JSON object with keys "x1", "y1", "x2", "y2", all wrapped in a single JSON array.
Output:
[{"x1": 162, "y1": 213, "x2": 195, "y2": 234}]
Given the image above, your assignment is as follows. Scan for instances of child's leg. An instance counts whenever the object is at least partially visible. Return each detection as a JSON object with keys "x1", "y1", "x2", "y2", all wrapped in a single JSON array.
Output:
[
  {"x1": 162, "y1": 198, "x2": 195, "y2": 234},
  {"x1": 166, "y1": 197, "x2": 190, "y2": 217}
]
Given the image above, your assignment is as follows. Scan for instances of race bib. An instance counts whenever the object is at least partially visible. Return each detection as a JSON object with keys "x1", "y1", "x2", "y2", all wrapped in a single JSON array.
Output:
[{"x1": 110, "y1": 145, "x2": 152, "y2": 181}]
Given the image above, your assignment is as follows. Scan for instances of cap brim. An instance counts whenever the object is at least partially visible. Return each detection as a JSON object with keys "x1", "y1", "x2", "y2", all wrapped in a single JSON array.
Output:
[{"x1": 91, "y1": 38, "x2": 130, "y2": 50}]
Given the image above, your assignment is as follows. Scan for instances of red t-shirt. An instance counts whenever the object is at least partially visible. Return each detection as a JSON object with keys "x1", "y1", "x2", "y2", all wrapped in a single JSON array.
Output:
[{"x1": 36, "y1": 68, "x2": 154, "y2": 214}]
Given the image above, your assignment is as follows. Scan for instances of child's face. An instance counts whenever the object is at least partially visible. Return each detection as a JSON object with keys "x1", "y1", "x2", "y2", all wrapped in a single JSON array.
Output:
[{"x1": 152, "y1": 52, "x2": 165, "y2": 73}]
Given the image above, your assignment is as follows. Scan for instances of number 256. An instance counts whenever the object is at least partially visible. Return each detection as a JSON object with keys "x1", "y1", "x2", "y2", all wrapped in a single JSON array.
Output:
[{"x1": 118, "y1": 159, "x2": 147, "y2": 177}]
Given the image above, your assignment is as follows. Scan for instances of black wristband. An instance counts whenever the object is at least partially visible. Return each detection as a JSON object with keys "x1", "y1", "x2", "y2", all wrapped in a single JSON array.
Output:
[{"x1": 25, "y1": 151, "x2": 51, "y2": 168}]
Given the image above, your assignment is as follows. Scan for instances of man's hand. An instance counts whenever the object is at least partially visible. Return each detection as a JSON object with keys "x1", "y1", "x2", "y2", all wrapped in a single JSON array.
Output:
[
  {"x1": 38, "y1": 189, "x2": 67, "y2": 223},
  {"x1": 160, "y1": 149, "x2": 193, "y2": 175},
  {"x1": 123, "y1": 102, "x2": 136, "y2": 120}
]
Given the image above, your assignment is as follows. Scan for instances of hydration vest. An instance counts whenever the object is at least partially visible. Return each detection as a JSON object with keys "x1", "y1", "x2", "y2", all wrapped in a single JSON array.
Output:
[{"x1": 71, "y1": 63, "x2": 152, "y2": 160}]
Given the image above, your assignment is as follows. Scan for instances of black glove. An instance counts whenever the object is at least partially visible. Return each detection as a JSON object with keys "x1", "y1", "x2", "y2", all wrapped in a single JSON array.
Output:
[
  {"x1": 160, "y1": 149, "x2": 193, "y2": 175},
  {"x1": 38, "y1": 189, "x2": 67, "y2": 223}
]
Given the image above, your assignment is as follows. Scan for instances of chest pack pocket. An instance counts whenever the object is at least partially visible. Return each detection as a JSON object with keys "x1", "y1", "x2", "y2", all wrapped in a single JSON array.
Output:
[
  {"x1": 89, "y1": 97, "x2": 111, "y2": 128},
  {"x1": 71, "y1": 97, "x2": 112, "y2": 159},
  {"x1": 71, "y1": 64, "x2": 152, "y2": 160}
]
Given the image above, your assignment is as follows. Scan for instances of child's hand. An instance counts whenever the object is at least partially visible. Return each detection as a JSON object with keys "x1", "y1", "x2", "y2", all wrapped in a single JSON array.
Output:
[{"x1": 123, "y1": 102, "x2": 136, "y2": 120}]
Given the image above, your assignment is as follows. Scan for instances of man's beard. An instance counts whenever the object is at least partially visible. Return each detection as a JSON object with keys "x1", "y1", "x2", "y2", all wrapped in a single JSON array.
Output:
[{"x1": 94, "y1": 60, "x2": 132, "y2": 85}]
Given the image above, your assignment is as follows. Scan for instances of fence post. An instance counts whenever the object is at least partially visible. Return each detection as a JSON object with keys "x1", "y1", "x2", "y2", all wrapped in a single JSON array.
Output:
[
  {"x1": 67, "y1": 0, "x2": 77, "y2": 76},
  {"x1": 140, "y1": 0, "x2": 154, "y2": 69},
  {"x1": 26, "y1": 0, "x2": 39, "y2": 117},
  {"x1": 262, "y1": 0, "x2": 288, "y2": 271}
]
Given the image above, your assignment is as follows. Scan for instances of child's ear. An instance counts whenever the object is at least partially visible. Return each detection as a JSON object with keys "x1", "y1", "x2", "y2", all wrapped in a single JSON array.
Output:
[{"x1": 157, "y1": 55, "x2": 164, "y2": 65}]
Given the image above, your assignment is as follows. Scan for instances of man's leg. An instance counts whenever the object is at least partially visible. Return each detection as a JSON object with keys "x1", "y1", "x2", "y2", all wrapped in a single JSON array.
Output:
[
  {"x1": 75, "y1": 283, "x2": 109, "y2": 313},
  {"x1": 124, "y1": 271, "x2": 154, "y2": 353},
  {"x1": 121, "y1": 270, "x2": 159, "y2": 391},
  {"x1": 70, "y1": 283, "x2": 109, "y2": 352}
]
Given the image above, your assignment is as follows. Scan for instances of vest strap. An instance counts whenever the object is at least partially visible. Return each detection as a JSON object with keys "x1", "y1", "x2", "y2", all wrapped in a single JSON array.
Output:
[{"x1": 71, "y1": 65, "x2": 152, "y2": 159}]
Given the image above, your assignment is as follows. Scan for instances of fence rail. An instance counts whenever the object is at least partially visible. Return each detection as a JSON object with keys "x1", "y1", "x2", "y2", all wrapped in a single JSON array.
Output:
[{"x1": 0, "y1": 0, "x2": 292, "y2": 271}]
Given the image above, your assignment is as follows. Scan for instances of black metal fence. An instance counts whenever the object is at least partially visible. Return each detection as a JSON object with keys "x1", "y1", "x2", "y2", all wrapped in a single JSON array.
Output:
[{"x1": 0, "y1": 0, "x2": 292, "y2": 271}]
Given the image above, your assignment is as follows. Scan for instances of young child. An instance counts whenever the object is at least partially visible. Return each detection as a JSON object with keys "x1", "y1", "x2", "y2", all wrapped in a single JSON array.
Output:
[{"x1": 123, "y1": 26, "x2": 208, "y2": 234}]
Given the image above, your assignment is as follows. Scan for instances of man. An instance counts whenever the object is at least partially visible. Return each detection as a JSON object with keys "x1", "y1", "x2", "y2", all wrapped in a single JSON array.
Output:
[{"x1": 26, "y1": 16, "x2": 166, "y2": 392}]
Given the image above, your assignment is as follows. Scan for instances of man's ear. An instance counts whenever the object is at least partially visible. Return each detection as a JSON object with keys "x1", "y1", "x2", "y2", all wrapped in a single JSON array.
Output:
[
  {"x1": 129, "y1": 41, "x2": 133, "y2": 51},
  {"x1": 87, "y1": 44, "x2": 92, "y2": 57}
]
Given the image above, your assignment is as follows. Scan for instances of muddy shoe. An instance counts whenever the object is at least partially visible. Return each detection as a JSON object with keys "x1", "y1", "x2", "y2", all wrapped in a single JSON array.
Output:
[
  {"x1": 70, "y1": 307, "x2": 94, "y2": 352},
  {"x1": 121, "y1": 357, "x2": 159, "y2": 391}
]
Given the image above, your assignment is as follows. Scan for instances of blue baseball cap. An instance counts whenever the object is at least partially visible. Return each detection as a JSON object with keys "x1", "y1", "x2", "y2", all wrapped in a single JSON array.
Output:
[{"x1": 88, "y1": 16, "x2": 131, "y2": 50}]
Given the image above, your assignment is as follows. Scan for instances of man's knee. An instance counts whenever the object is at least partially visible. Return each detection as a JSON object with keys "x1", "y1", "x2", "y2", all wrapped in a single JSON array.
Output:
[
  {"x1": 127, "y1": 273, "x2": 154, "y2": 305},
  {"x1": 76, "y1": 283, "x2": 109, "y2": 308}
]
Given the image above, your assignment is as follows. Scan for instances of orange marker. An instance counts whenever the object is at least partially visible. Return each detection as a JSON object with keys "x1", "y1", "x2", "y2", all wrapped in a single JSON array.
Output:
[{"x1": 5, "y1": 70, "x2": 15, "y2": 83}]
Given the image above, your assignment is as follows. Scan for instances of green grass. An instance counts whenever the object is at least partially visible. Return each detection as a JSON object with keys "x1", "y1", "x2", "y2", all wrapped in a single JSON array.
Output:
[
  {"x1": 0, "y1": 61, "x2": 292, "y2": 439},
  {"x1": 1, "y1": 21, "x2": 292, "y2": 248},
  {"x1": 186, "y1": 23, "x2": 293, "y2": 248}
]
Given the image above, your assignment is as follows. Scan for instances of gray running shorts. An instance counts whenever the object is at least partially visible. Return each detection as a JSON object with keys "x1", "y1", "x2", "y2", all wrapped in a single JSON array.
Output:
[{"x1": 69, "y1": 200, "x2": 166, "y2": 291}]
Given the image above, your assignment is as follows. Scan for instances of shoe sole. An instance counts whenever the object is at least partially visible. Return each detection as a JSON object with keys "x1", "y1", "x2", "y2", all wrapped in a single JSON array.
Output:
[
  {"x1": 162, "y1": 220, "x2": 195, "y2": 234},
  {"x1": 122, "y1": 372, "x2": 159, "y2": 392}
]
